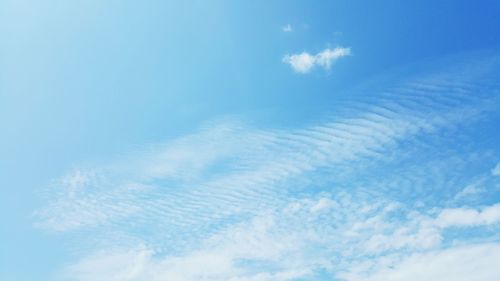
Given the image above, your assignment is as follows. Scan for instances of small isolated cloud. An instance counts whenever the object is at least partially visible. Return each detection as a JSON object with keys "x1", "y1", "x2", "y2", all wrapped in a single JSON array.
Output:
[
  {"x1": 282, "y1": 47, "x2": 351, "y2": 73},
  {"x1": 282, "y1": 24, "x2": 292, "y2": 32}
]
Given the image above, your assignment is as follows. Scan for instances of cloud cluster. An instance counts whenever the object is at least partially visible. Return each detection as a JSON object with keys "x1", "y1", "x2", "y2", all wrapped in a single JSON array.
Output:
[
  {"x1": 37, "y1": 52, "x2": 500, "y2": 281},
  {"x1": 342, "y1": 244, "x2": 500, "y2": 281},
  {"x1": 63, "y1": 198, "x2": 500, "y2": 281},
  {"x1": 282, "y1": 47, "x2": 351, "y2": 73}
]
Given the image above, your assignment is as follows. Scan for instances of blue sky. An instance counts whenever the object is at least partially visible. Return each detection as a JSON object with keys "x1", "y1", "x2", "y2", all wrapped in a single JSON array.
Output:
[{"x1": 1, "y1": 1, "x2": 500, "y2": 280}]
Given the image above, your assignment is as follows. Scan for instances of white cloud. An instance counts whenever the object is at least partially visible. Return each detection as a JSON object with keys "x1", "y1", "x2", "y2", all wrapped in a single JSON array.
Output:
[
  {"x1": 65, "y1": 245, "x2": 310, "y2": 281},
  {"x1": 62, "y1": 197, "x2": 500, "y2": 281},
  {"x1": 37, "y1": 89, "x2": 487, "y2": 233},
  {"x1": 37, "y1": 53, "x2": 497, "y2": 234},
  {"x1": 341, "y1": 243, "x2": 500, "y2": 281},
  {"x1": 62, "y1": 208, "x2": 321, "y2": 281},
  {"x1": 315, "y1": 47, "x2": 351, "y2": 69},
  {"x1": 64, "y1": 247, "x2": 152, "y2": 281},
  {"x1": 363, "y1": 225, "x2": 442, "y2": 254},
  {"x1": 454, "y1": 184, "x2": 480, "y2": 200},
  {"x1": 36, "y1": 52, "x2": 500, "y2": 281},
  {"x1": 59, "y1": 196, "x2": 384, "y2": 280},
  {"x1": 60, "y1": 170, "x2": 90, "y2": 199},
  {"x1": 435, "y1": 204, "x2": 500, "y2": 228},
  {"x1": 310, "y1": 197, "x2": 337, "y2": 212},
  {"x1": 282, "y1": 52, "x2": 316, "y2": 73},
  {"x1": 282, "y1": 47, "x2": 351, "y2": 73},
  {"x1": 282, "y1": 24, "x2": 292, "y2": 32}
]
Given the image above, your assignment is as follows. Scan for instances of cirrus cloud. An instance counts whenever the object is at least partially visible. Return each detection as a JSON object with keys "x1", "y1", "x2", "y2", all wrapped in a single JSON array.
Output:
[{"x1": 36, "y1": 51, "x2": 500, "y2": 281}]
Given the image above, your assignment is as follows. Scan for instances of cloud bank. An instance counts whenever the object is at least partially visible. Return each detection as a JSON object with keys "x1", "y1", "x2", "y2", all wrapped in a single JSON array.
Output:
[{"x1": 36, "y1": 51, "x2": 500, "y2": 281}]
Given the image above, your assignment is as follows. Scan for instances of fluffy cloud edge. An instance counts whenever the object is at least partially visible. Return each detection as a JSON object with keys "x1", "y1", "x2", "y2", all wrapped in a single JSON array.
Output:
[
  {"x1": 340, "y1": 243, "x2": 500, "y2": 281},
  {"x1": 282, "y1": 47, "x2": 351, "y2": 73}
]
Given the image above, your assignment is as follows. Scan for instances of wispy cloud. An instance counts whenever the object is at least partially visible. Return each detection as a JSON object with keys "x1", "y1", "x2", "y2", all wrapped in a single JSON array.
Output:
[
  {"x1": 282, "y1": 47, "x2": 351, "y2": 73},
  {"x1": 341, "y1": 244, "x2": 500, "y2": 281},
  {"x1": 36, "y1": 51, "x2": 500, "y2": 280},
  {"x1": 62, "y1": 198, "x2": 500, "y2": 281},
  {"x1": 282, "y1": 24, "x2": 292, "y2": 32},
  {"x1": 492, "y1": 163, "x2": 500, "y2": 176},
  {"x1": 454, "y1": 183, "x2": 481, "y2": 200}
]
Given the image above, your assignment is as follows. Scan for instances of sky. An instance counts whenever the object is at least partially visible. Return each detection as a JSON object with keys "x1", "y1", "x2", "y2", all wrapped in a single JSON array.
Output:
[{"x1": 1, "y1": 1, "x2": 500, "y2": 280}]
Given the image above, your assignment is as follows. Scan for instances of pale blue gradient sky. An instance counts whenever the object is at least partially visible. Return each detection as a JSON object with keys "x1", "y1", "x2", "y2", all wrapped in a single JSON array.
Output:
[{"x1": 1, "y1": 1, "x2": 500, "y2": 280}]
